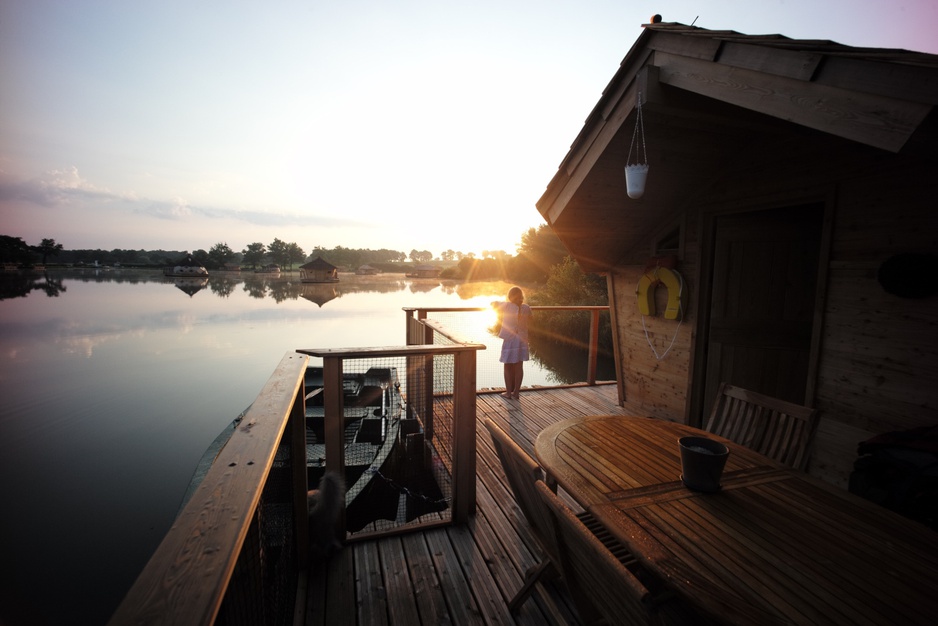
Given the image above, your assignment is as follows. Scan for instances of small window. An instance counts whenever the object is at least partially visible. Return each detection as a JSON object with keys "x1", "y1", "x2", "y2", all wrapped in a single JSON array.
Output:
[{"x1": 654, "y1": 225, "x2": 682, "y2": 257}]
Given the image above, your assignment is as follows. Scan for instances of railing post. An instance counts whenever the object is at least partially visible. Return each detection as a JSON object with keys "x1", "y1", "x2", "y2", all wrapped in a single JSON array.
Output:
[
  {"x1": 587, "y1": 308, "x2": 600, "y2": 385},
  {"x1": 291, "y1": 376, "x2": 310, "y2": 570},
  {"x1": 404, "y1": 308, "x2": 417, "y2": 345},
  {"x1": 322, "y1": 356, "x2": 347, "y2": 535},
  {"x1": 452, "y1": 349, "x2": 477, "y2": 522},
  {"x1": 419, "y1": 309, "x2": 435, "y2": 442}
]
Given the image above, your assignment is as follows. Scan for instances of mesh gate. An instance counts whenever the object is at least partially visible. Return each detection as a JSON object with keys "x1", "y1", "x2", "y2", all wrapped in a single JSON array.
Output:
[{"x1": 304, "y1": 356, "x2": 453, "y2": 537}]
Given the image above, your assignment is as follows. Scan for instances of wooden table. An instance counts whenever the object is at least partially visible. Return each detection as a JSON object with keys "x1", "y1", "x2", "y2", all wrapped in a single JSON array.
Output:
[{"x1": 535, "y1": 415, "x2": 938, "y2": 625}]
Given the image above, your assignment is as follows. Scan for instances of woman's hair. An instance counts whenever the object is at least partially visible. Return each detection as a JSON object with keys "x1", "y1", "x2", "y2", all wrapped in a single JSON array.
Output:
[{"x1": 508, "y1": 286, "x2": 523, "y2": 300}]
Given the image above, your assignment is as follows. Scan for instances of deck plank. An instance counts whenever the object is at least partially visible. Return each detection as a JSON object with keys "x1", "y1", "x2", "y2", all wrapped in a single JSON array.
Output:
[{"x1": 305, "y1": 384, "x2": 630, "y2": 625}]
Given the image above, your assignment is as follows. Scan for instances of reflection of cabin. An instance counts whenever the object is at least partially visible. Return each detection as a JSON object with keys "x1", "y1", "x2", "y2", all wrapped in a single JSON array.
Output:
[
  {"x1": 299, "y1": 257, "x2": 340, "y2": 283},
  {"x1": 173, "y1": 277, "x2": 208, "y2": 297},
  {"x1": 299, "y1": 284, "x2": 338, "y2": 307},
  {"x1": 356, "y1": 265, "x2": 379, "y2": 275},
  {"x1": 406, "y1": 264, "x2": 441, "y2": 278},
  {"x1": 537, "y1": 22, "x2": 938, "y2": 489}
]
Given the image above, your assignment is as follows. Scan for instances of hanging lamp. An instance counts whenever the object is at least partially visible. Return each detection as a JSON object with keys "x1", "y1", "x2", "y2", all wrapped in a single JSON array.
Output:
[{"x1": 625, "y1": 91, "x2": 648, "y2": 199}]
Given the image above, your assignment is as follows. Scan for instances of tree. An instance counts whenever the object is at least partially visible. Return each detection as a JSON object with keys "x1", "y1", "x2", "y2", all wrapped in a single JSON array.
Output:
[
  {"x1": 191, "y1": 249, "x2": 210, "y2": 267},
  {"x1": 208, "y1": 242, "x2": 234, "y2": 268},
  {"x1": 242, "y1": 242, "x2": 266, "y2": 269},
  {"x1": 509, "y1": 225, "x2": 568, "y2": 282},
  {"x1": 527, "y1": 256, "x2": 611, "y2": 350},
  {"x1": 35, "y1": 238, "x2": 64, "y2": 264},
  {"x1": 268, "y1": 238, "x2": 287, "y2": 266},
  {"x1": 285, "y1": 242, "x2": 306, "y2": 270},
  {"x1": 409, "y1": 249, "x2": 432, "y2": 264},
  {"x1": 0, "y1": 235, "x2": 33, "y2": 265}
]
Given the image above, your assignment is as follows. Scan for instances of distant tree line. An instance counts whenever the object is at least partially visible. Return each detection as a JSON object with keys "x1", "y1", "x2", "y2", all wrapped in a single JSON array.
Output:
[
  {"x1": 2, "y1": 229, "x2": 611, "y2": 353},
  {"x1": 0, "y1": 225, "x2": 604, "y2": 291}
]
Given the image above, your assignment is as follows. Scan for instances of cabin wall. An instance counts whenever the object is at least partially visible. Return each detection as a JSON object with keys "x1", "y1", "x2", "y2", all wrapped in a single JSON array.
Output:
[
  {"x1": 813, "y1": 154, "x2": 938, "y2": 487},
  {"x1": 608, "y1": 214, "x2": 700, "y2": 422},
  {"x1": 608, "y1": 133, "x2": 937, "y2": 488}
]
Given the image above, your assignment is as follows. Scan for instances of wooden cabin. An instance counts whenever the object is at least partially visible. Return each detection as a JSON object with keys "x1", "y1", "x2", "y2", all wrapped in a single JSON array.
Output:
[
  {"x1": 355, "y1": 264, "x2": 379, "y2": 275},
  {"x1": 407, "y1": 263, "x2": 442, "y2": 278},
  {"x1": 537, "y1": 22, "x2": 938, "y2": 488},
  {"x1": 300, "y1": 256, "x2": 340, "y2": 283}
]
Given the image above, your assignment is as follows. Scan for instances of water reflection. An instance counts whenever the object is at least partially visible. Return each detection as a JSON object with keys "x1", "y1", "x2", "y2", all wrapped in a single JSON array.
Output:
[
  {"x1": 299, "y1": 284, "x2": 338, "y2": 308},
  {"x1": 173, "y1": 277, "x2": 209, "y2": 297},
  {"x1": 0, "y1": 271, "x2": 67, "y2": 299}
]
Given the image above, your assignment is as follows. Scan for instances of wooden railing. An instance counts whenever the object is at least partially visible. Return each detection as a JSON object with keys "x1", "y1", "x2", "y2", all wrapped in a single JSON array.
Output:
[
  {"x1": 108, "y1": 351, "x2": 310, "y2": 626},
  {"x1": 404, "y1": 305, "x2": 609, "y2": 385},
  {"x1": 109, "y1": 336, "x2": 486, "y2": 625}
]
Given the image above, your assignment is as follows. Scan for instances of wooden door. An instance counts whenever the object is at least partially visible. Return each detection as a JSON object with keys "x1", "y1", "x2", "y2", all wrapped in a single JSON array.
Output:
[{"x1": 702, "y1": 204, "x2": 823, "y2": 412}]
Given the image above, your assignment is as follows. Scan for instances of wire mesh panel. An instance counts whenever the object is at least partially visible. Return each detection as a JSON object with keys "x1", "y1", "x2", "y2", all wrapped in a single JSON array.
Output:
[
  {"x1": 216, "y1": 418, "x2": 298, "y2": 626},
  {"x1": 304, "y1": 356, "x2": 453, "y2": 538}
]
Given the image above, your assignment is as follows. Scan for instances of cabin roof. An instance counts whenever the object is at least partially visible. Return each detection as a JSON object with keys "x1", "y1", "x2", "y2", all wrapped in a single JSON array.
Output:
[
  {"x1": 300, "y1": 256, "x2": 337, "y2": 271},
  {"x1": 536, "y1": 22, "x2": 938, "y2": 272}
]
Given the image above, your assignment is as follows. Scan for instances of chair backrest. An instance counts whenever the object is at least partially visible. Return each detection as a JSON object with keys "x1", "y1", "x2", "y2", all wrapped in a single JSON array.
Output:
[
  {"x1": 483, "y1": 419, "x2": 559, "y2": 563},
  {"x1": 535, "y1": 480, "x2": 653, "y2": 624},
  {"x1": 705, "y1": 383, "x2": 820, "y2": 471}
]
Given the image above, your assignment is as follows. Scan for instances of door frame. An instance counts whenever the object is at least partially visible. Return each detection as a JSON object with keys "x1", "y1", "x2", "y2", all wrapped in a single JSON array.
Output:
[{"x1": 687, "y1": 192, "x2": 835, "y2": 427}]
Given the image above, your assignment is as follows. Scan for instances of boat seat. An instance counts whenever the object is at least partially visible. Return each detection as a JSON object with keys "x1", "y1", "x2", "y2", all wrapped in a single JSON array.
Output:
[{"x1": 349, "y1": 385, "x2": 384, "y2": 408}]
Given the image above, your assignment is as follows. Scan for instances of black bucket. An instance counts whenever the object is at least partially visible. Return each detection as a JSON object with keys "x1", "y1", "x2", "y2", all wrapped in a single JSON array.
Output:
[{"x1": 679, "y1": 436, "x2": 729, "y2": 492}]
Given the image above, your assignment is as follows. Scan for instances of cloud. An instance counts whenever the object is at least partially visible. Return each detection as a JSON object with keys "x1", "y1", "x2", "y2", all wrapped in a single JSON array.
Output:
[
  {"x1": 0, "y1": 166, "x2": 125, "y2": 207},
  {"x1": 140, "y1": 196, "x2": 193, "y2": 220},
  {"x1": 0, "y1": 166, "x2": 367, "y2": 231}
]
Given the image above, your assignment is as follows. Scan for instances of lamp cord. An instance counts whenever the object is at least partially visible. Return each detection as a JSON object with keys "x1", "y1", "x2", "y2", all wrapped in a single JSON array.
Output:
[{"x1": 627, "y1": 91, "x2": 647, "y2": 166}]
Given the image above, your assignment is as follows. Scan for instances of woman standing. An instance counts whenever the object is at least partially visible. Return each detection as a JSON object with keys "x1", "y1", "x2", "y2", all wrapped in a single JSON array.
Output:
[{"x1": 492, "y1": 286, "x2": 532, "y2": 399}]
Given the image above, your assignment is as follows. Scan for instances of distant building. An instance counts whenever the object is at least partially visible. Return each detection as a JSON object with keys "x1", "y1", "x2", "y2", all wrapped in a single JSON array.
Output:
[
  {"x1": 406, "y1": 264, "x2": 441, "y2": 278},
  {"x1": 163, "y1": 255, "x2": 208, "y2": 277},
  {"x1": 299, "y1": 257, "x2": 339, "y2": 283}
]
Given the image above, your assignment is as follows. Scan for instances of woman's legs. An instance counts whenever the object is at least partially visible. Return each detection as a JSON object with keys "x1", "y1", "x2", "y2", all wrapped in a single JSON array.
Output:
[
  {"x1": 510, "y1": 361, "x2": 524, "y2": 398},
  {"x1": 501, "y1": 361, "x2": 525, "y2": 399},
  {"x1": 501, "y1": 363, "x2": 516, "y2": 398}
]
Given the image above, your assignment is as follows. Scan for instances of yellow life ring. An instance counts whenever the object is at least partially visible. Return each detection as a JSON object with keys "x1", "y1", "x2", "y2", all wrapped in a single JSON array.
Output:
[{"x1": 636, "y1": 267, "x2": 683, "y2": 319}]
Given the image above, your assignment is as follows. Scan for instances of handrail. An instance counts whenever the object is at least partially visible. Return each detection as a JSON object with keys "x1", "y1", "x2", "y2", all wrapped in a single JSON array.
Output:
[
  {"x1": 107, "y1": 351, "x2": 309, "y2": 626},
  {"x1": 403, "y1": 305, "x2": 608, "y2": 385}
]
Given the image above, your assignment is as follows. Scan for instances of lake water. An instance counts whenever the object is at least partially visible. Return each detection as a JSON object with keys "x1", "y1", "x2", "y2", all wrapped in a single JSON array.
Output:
[{"x1": 0, "y1": 268, "x2": 605, "y2": 626}]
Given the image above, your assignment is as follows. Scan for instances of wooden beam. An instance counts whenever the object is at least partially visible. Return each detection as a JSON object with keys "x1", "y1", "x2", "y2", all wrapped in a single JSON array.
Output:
[{"x1": 654, "y1": 51, "x2": 931, "y2": 153}]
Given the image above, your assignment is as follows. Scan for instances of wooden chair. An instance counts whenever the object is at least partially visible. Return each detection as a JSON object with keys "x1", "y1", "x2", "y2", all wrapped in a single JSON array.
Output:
[
  {"x1": 483, "y1": 419, "x2": 638, "y2": 613},
  {"x1": 705, "y1": 383, "x2": 820, "y2": 471},
  {"x1": 534, "y1": 480, "x2": 662, "y2": 624}
]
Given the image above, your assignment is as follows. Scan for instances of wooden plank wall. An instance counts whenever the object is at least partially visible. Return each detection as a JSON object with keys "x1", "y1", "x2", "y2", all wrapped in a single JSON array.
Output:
[{"x1": 607, "y1": 133, "x2": 938, "y2": 488}]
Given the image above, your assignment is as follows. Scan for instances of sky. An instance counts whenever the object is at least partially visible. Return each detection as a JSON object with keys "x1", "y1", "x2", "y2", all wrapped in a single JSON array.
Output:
[{"x1": 2, "y1": 1, "x2": 936, "y2": 258}]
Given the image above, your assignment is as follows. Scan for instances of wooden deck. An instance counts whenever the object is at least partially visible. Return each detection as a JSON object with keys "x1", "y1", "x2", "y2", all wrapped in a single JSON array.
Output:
[{"x1": 301, "y1": 383, "x2": 630, "y2": 626}]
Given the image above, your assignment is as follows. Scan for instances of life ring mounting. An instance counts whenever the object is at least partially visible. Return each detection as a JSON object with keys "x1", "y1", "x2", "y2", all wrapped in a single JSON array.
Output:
[{"x1": 636, "y1": 267, "x2": 684, "y2": 320}]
